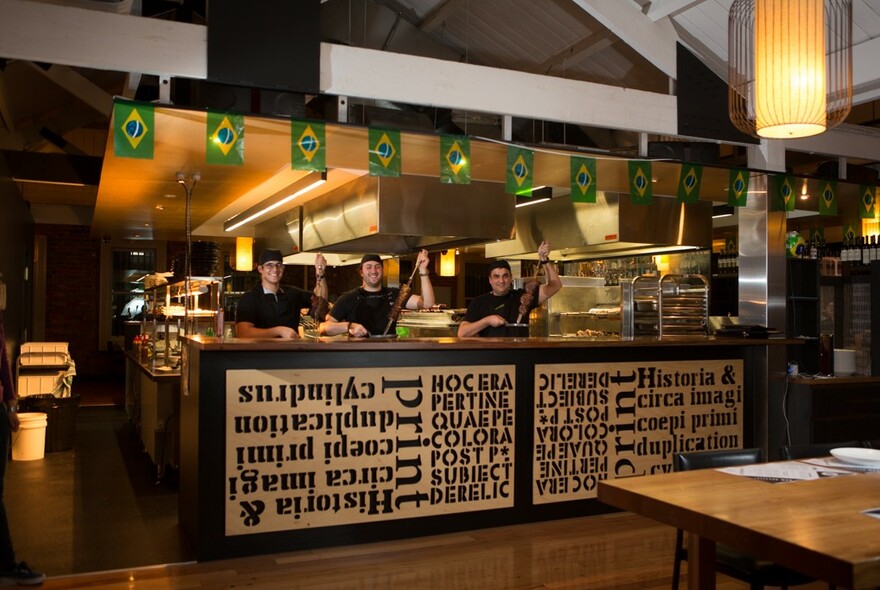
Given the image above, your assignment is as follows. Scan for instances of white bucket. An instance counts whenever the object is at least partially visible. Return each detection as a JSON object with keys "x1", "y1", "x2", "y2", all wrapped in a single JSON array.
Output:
[{"x1": 11, "y1": 412, "x2": 48, "y2": 461}]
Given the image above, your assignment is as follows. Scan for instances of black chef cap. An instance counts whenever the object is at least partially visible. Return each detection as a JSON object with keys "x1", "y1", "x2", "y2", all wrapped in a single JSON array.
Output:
[
  {"x1": 488, "y1": 260, "x2": 511, "y2": 273},
  {"x1": 259, "y1": 249, "x2": 284, "y2": 265},
  {"x1": 360, "y1": 254, "x2": 382, "y2": 265}
]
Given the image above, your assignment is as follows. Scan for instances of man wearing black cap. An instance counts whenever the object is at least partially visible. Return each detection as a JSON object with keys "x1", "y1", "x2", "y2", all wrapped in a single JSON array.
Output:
[
  {"x1": 235, "y1": 249, "x2": 328, "y2": 338},
  {"x1": 318, "y1": 250, "x2": 433, "y2": 337},
  {"x1": 458, "y1": 241, "x2": 561, "y2": 337}
]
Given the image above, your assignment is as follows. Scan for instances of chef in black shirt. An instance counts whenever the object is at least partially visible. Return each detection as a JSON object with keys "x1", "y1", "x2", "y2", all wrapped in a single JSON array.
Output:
[{"x1": 235, "y1": 249, "x2": 328, "y2": 338}]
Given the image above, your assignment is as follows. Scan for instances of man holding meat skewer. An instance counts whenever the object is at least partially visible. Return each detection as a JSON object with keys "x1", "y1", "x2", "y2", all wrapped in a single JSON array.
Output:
[
  {"x1": 458, "y1": 241, "x2": 561, "y2": 337},
  {"x1": 319, "y1": 250, "x2": 434, "y2": 337}
]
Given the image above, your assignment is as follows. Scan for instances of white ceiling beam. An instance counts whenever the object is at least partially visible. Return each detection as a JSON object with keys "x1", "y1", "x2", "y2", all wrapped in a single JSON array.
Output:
[
  {"x1": 419, "y1": 0, "x2": 468, "y2": 32},
  {"x1": 0, "y1": 0, "x2": 205, "y2": 79},
  {"x1": 646, "y1": 0, "x2": 705, "y2": 22},
  {"x1": 320, "y1": 44, "x2": 678, "y2": 136},
  {"x1": 529, "y1": 31, "x2": 614, "y2": 75},
  {"x1": 852, "y1": 36, "x2": 880, "y2": 105},
  {"x1": 569, "y1": 0, "x2": 679, "y2": 78},
  {"x1": 785, "y1": 124, "x2": 880, "y2": 161},
  {"x1": 27, "y1": 63, "x2": 113, "y2": 116}
]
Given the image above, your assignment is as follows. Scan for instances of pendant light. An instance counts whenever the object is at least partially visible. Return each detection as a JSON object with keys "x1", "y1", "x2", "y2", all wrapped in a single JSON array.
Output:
[
  {"x1": 728, "y1": 0, "x2": 852, "y2": 139},
  {"x1": 235, "y1": 237, "x2": 253, "y2": 271}
]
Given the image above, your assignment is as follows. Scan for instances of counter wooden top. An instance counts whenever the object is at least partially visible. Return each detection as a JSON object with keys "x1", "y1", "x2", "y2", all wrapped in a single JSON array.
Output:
[
  {"x1": 124, "y1": 350, "x2": 181, "y2": 382},
  {"x1": 183, "y1": 335, "x2": 801, "y2": 352}
]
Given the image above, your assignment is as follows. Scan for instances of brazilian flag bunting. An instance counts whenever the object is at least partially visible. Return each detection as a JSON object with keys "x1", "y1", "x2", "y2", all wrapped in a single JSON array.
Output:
[
  {"x1": 369, "y1": 127, "x2": 401, "y2": 177},
  {"x1": 628, "y1": 160, "x2": 652, "y2": 205},
  {"x1": 570, "y1": 156, "x2": 597, "y2": 203},
  {"x1": 677, "y1": 163, "x2": 702, "y2": 203},
  {"x1": 505, "y1": 146, "x2": 534, "y2": 196},
  {"x1": 859, "y1": 184, "x2": 876, "y2": 219},
  {"x1": 440, "y1": 135, "x2": 471, "y2": 184},
  {"x1": 843, "y1": 223, "x2": 858, "y2": 243},
  {"x1": 810, "y1": 228, "x2": 825, "y2": 245},
  {"x1": 291, "y1": 119, "x2": 325, "y2": 172},
  {"x1": 113, "y1": 101, "x2": 154, "y2": 159},
  {"x1": 819, "y1": 180, "x2": 838, "y2": 216},
  {"x1": 772, "y1": 174, "x2": 795, "y2": 212},
  {"x1": 728, "y1": 168, "x2": 749, "y2": 207},
  {"x1": 725, "y1": 237, "x2": 737, "y2": 254},
  {"x1": 206, "y1": 111, "x2": 244, "y2": 166}
]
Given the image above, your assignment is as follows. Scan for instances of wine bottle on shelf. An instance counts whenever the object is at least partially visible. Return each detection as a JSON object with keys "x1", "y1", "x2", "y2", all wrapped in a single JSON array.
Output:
[{"x1": 862, "y1": 236, "x2": 871, "y2": 265}]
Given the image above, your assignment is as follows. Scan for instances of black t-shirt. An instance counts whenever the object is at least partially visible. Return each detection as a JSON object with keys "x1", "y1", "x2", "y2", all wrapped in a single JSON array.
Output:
[
  {"x1": 462, "y1": 288, "x2": 529, "y2": 337},
  {"x1": 330, "y1": 287, "x2": 402, "y2": 335},
  {"x1": 235, "y1": 283, "x2": 312, "y2": 330}
]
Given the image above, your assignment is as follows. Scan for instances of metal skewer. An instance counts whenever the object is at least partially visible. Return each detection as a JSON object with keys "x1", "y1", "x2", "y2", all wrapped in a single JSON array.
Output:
[{"x1": 382, "y1": 264, "x2": 420, "y2": 336}]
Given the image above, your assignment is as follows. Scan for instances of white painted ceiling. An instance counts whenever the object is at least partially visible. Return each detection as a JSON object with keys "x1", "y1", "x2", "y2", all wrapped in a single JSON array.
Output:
[{"x1": 2, "y1": 0, "x2": 880, "y2": 240}]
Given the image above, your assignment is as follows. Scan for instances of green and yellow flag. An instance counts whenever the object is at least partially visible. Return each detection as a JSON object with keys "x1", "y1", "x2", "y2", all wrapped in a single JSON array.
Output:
[
  {"x1": 772, "y1": 174, "x2": 795, "y2": 212},
  {"x1": 440, "y1": 135, "x2": 470, "y2": 184},
  {"x1": 369, "y1": 127, "x2": 401, "y2": 177},
  {"x1": 809, "y1": 227, "x2": 825, "y2": 245},
  {"x1": 570, "y1": 156, "x2": 597, "y2": 203},
  {"x1": 628, "y1": 160, "x2": 652, "y2": 205},
  {"x1": 843, "y1": 222, "x2": 858, "y2": 243},
  {"x1": 206, "y1": 111, "x2": 244, "y2": 165},
  {"x1": 113, "y1": 101, "x2": 154, "y2": 159},
  {"x1": 728, "y1": 168, "x2": 749, "y2": 207},
  {"x1": 506, "y1": 146, "x2": 534, "y2": 196},
  {"x1": 677, "y1": 163, "x2": 703, "y2": 203},
  {"x1": 819, "y1": 180, "x2": 838, "y2": 216},
  {"x1": 859, "y1": 184, "x2": 876, "y2": 219},
  {"x1": 725, "y1": 237, "x2": 737, "y2": 254},
  {"x1": 291, "y1": 119, "x2": 325, "y2": 172}
]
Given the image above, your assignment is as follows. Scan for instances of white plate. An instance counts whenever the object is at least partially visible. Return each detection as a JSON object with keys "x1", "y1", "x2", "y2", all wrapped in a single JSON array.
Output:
[{"x1": 830, "y1": 447, "x2": 880, "y2": 466}]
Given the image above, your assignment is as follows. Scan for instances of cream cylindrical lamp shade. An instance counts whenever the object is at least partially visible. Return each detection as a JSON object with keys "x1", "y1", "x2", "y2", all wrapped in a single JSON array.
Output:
[
  {"x1": 235, "y1": 237, "x2": 253, "y2": 271},
  {"x1": 729, "y1": 0, "x2": 852, "y2": 140},
  {"x1": 755, "y1": 0, "x2": 826, "y2": 138}
]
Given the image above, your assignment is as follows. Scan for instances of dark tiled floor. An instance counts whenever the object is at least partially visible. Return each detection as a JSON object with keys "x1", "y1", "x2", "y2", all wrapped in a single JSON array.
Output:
[{"x1": 6, "y1": 378, "x2": 191, "y2": 576}]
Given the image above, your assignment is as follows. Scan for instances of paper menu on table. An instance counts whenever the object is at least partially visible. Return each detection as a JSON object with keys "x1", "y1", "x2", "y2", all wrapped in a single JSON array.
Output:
[
  {"x1": 801, "y1": 457, "x2": 880, "y2": 472},
  {"x1": 718, "y1": 460, "x2": 856, "y2": 483}
]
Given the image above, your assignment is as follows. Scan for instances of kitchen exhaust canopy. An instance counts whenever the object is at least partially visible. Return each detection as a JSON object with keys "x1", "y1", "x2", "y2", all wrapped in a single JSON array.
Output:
[
  {"x1": 485, "y1": 191, "x2": 712, "y2": 260},
  {"x1": 296, "y1": 174, "x2": 515, "y2": 254}
]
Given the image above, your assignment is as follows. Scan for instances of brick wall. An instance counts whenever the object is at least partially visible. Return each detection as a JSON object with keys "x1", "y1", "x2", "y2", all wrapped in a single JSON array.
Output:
[{"x1": 35, "y1": 224, "x2": 120, "y2": 378}]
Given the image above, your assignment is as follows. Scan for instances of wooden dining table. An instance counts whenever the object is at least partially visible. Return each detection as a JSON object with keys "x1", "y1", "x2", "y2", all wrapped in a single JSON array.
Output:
[{"x1": 598, "y1": 466, "x2": 880, "y2": 589}]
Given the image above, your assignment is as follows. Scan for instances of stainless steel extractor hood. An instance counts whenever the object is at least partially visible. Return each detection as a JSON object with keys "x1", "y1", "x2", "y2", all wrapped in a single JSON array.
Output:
[
  {"x1": 485, "y1": 191, "x2": 712, "y2": 260},
  {"x1": 294, "y1": 174, "x2": 515, "y2": 254}
]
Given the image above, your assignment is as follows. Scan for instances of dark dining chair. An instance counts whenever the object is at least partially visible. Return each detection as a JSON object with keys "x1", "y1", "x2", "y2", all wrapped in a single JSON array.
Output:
[
  {"x1": 780, "y1": 440, "x2": 862, "y2": 460},
  {"x1": 671, "y1": 448, "x2": 821, "y2": 590}
]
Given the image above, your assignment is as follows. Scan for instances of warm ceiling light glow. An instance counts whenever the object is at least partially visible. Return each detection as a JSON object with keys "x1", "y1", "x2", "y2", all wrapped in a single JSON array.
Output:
[
  {"x1": 800, "y1": 181, "x2": 810, "y2": 200},
  {"x1": 235, "y1": 236, "x2": 253, "y2": 271},
  {"x1": 729, "y1": 0, "x2": 852, "y2": 139},
  {"x1": 224, "y1": 171, "x2": 327, "y2": 232},
  {"x1": 439, "y1": 250, "x2": 456, "y2": 277},
  {"x1": 515, "y1": 197, "x2": 550, "y2": 208}
]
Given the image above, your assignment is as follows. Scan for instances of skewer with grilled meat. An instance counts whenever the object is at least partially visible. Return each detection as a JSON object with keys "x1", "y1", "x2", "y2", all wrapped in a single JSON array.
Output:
[
  {"x1": 382, "y1": 266, "x2": 419, "y2": 335},
  {"x1": 516, "y1": 279, "x2": 541, "y2": 323},
  {"x1": 309, "y1": 294, "x2": 330, "y2": 322}
]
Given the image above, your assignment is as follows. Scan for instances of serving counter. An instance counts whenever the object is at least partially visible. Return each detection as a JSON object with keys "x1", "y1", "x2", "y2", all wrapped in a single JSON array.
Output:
[
  {"x1": 179, "y1": 335, "x2": 795, "y2": 561},
  {"x1": 125, "y1": 351, "x2": 180, "y2": 477}
]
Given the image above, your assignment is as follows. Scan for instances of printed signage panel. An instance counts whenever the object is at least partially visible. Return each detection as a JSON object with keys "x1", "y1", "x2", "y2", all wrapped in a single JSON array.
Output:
[
  {"x1": 226, "y1": 366, "x2": 515, "y2": 535},
  {"x1": 533, "y1": 360, "x2": 743, "y2": 504}
]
